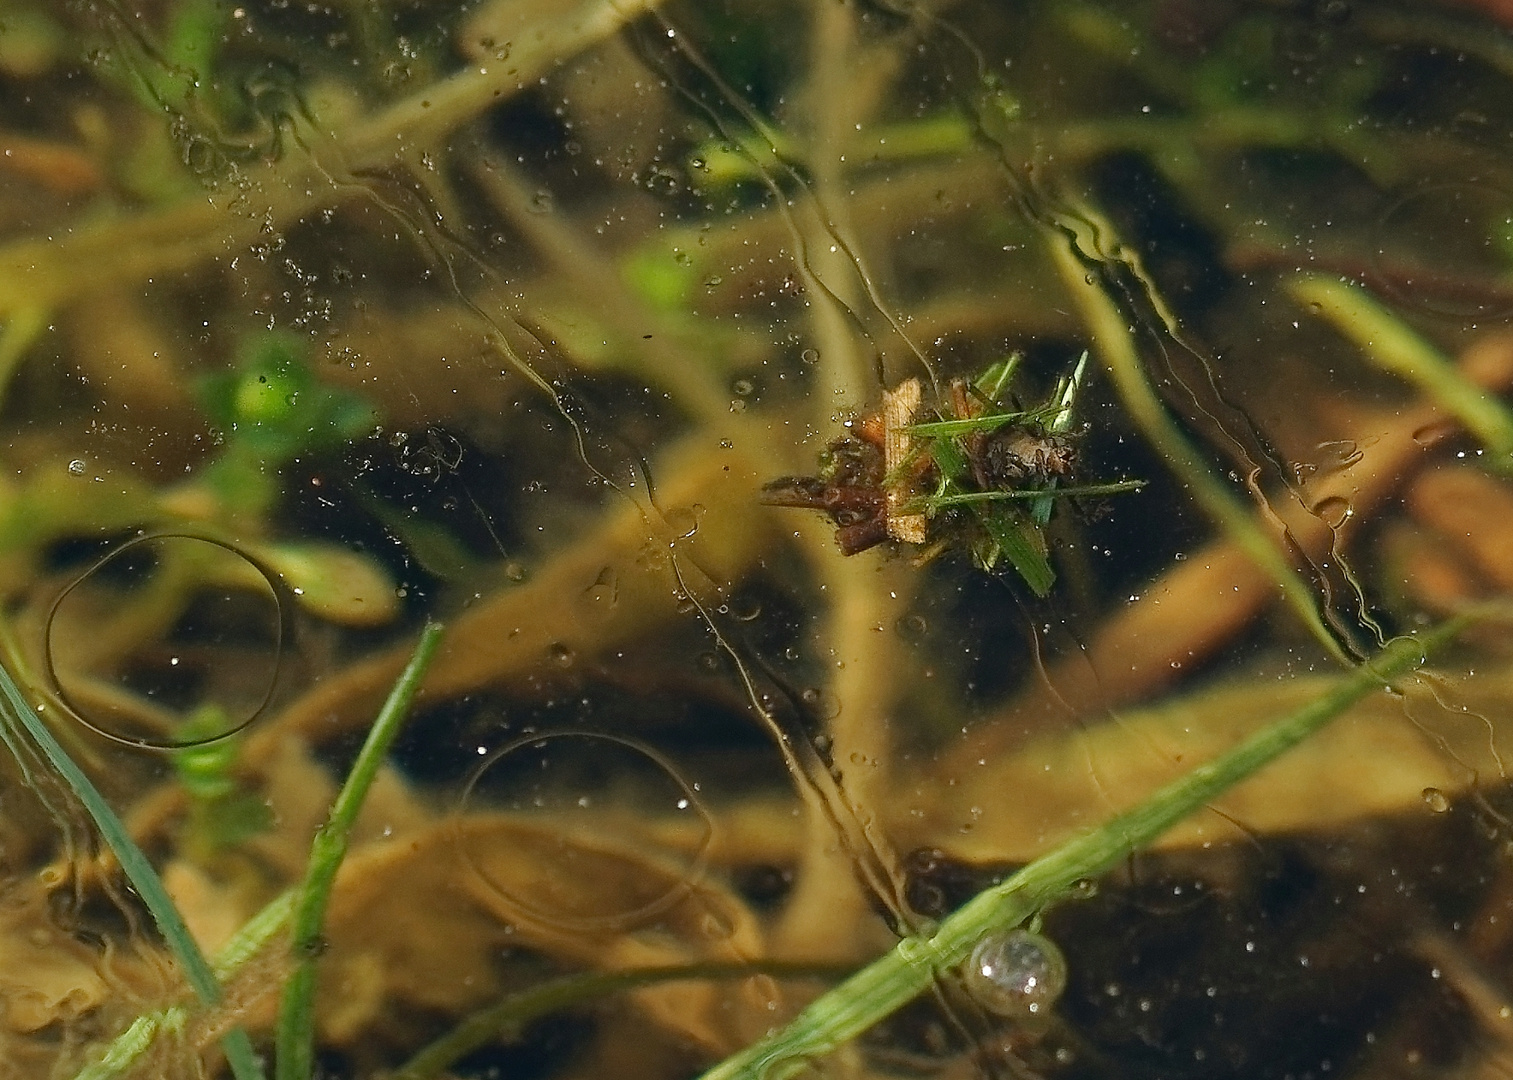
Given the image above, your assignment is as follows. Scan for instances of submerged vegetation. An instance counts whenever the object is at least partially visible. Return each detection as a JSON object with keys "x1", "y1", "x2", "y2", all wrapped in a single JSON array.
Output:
[
  {"x1": 3, "y1": 1, "x2": 1513, "y2": 1079},
  {"x1": 763, "y1": 354, "x2": 1146, "y2": 594}
]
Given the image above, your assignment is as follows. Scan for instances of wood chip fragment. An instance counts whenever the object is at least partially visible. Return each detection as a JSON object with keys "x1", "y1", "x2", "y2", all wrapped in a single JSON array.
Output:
[
  {"x1": 882, "y1": 377, "x2": 926, "y2": 543},
  {"x1": 1406, "y1": 465, "x2": 1513, "y2": 592}
]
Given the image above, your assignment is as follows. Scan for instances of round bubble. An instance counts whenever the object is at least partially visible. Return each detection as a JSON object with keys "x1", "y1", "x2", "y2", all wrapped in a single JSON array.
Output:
[
  {"x1": 457, "y1": 731, "x2": 713, "y2": 930},
  {"x1": 1373, "y1": 182, "x2": 1513, "y2": 321},
  {"x1": 45, "y1": 533, "x2": 288, "y2": 749},
  {"x1": 962, "y1": 927, "x2": 1069, "y2": 1017}
]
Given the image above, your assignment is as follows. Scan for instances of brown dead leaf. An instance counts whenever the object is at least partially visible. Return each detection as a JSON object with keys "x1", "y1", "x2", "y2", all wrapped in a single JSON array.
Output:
[
  {"x1": 883, "y1": 378, "x2": 927, "y2": 544},
  {"x1": 0, "y1": 892, "x2": 113, "y2": 1034},
  {"x1": 894, "y1": 660, "x2": 1513, "y2": 866},
  {"x1": 319, "y1": 813, "x2": 771, "y2": 1056},
  {"x1": 0, "y1": 870, "x2": 176, "y2": 1080},
  {"x1": 1407, "y1": 465, "x2": 1513, "y2": 592}
]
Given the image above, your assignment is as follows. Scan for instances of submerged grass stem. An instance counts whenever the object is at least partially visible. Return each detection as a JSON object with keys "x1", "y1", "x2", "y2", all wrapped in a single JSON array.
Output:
[
  {"x1": 694, "y1": 618, "x2": 1465, "y2": 1080},
  {"x1": 274, "y1": 621, "x2": 445, "y2": 1080},
  {"x1": 1289, "y1": 274, "x2": 1513, "y2": 473},
  {"x1": 396, "y1": 962, "x2": 845, "y2": 1080},
  {"x1": 1047, "y1": 225, "x2": 1351, "y2": 664}
]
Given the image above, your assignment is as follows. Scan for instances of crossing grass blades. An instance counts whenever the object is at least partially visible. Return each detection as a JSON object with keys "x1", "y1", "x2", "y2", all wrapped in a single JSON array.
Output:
[{"x1": 762, "y1": 352, "x2": 1145, "y2": 594}]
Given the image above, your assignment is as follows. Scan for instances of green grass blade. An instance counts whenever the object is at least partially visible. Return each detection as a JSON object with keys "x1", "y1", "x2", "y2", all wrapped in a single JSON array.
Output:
[
  {"x1": 974, "y1": 504, "x2": 1055, "y2": 595},
  {"x1": 395, "y1": 962, "x2": 845, "y2": 1080},
  {"x1": 0, "y1": 661, "x2": 265, "y2": 1080},
  {"x1": 694, "y1": 618, "x2": 1465, "y2": 1080},
  {"x1": 974, "y1": 351, "x2": 1022, "y2": 404},
  {"x1": 1047, "y1": 217, "x2": 1351, "y2": 665},
  {"x1": 905, "y1": 409, "x2": 1051, "y2": 438},
  {"x1": 913, "y1": 479, "x2": 1145, "y2": 509},
  {"x1": 1289, "y1": 274, "x2": 1513, "y2": 473},
  {"x1": 904, "y1": 413, "x2": 1021, "y2": 437},
  {"x1": 274, "y1": 621, "x2": 445, "y2": 1080},
  {"x1": 73, "y1": 1009, "x2": 188, "y2": 1080},
  {"x1": 1032, "y1": 350, "x2": 1091, "y2": 522},
  {"x1": 927, "y1": 435, "x2": 971, "y2": 482}
]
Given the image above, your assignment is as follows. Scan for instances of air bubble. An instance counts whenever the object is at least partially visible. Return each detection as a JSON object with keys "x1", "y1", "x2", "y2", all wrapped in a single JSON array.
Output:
[
  {"x1": 645, "y1": 164, "x2": 681, "y2": 196},
  {"x1": 1411, "y1": 420, "x2": 1459, "y2": 447},
  {"x1": 1070, "y1": 878, "x2": 1099, "y2": 900},
  {"x1": 546, "y1": 642, "x2": 576, "y2": 668},
  {"x1": 1319, "y1": 0, "x2": 1351, "y2": 24},
  {"x1": 665, "y1": 504, "x2": 703, "y2": 539},
  {"x1": 457, "y1": 732, "x2": 713, "y2": 930},
  {"x1": 44, "y1": 534, "x2": 287, "y2": 749},
  {"x1": 800, "y1": 348, "x2": 819, "y2": 365},
  {"x1": 578, "y1": 567, "x2": 618, "y2": 619},
  {"x1": 1422, "y1": 787, "x2": 1450, "y2": 813},
  {"x1": 1316, "y1": 439, "x2": 1363, "y2": 469},
  {"x1": 1313, "y1": 495, "x2": 1352, "y2": 529},
  {"x1": 799, "y1": 687, "x2": 840, "y2": 719},
  {"x1": 962, "y1": 928, "x2": 1068, "y2": 1017}
]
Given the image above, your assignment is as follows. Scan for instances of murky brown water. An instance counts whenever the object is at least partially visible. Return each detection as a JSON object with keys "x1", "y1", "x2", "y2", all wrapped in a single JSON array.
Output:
[{"x1": 4, "y1": 1, "x2": 1513, "y2": 1078}]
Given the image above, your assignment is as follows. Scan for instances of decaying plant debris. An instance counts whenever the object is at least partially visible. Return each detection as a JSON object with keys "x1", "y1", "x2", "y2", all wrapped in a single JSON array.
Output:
[{"x1": 5, "y1": 1, "x2": 1513, "y2": 1079}]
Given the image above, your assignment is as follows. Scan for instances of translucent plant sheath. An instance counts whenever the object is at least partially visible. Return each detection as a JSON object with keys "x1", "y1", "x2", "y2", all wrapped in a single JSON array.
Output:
[
  {"x1": 694, "y1": 617, "x2": 1466, "y2": 1080},
  {"x1": 73, "y1": 890, "x2": 298, "y2": 1080}
]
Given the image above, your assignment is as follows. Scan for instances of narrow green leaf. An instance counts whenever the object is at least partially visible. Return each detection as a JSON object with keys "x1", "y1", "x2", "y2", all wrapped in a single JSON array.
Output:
[
  {"x1": 0, "y1": 662, "x2": 265, "y2": 1080},
  {"x1": 695, "y1": 619, "x2": 1466, "y2": 1080},
  {"x1": 274, "y1": 622, "x2": 445, "y2": 1080},
  {"x1": 912, "y1": 479, "x2": 1145, "y2": 510},
  {"x1": 975, "y1": 504, "x2": 1055, "y2": 595}
]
